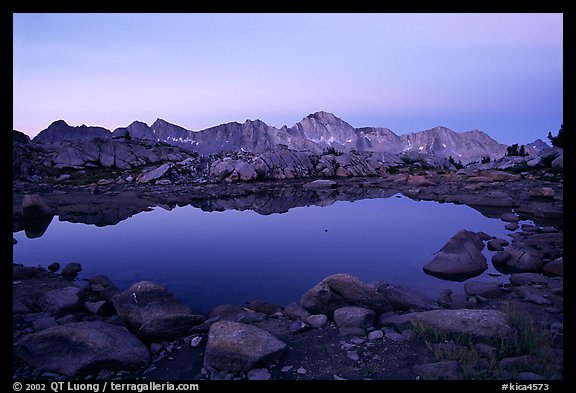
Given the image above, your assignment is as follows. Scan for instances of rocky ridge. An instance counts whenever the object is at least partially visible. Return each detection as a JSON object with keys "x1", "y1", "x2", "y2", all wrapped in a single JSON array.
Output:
[{"x1": 27, "y1": 112, "x2": 509, "y2": 164}]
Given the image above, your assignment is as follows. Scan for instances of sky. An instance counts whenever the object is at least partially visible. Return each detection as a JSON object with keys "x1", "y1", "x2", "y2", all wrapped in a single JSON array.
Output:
[{"x1": 13, "y1": 13, "x2": 563, "y2": 145}]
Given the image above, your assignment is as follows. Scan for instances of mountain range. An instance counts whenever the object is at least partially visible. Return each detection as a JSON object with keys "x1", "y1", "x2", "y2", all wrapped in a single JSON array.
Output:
[{"x1": 32, "y1": 111, "x2": 514, "y2": 164}]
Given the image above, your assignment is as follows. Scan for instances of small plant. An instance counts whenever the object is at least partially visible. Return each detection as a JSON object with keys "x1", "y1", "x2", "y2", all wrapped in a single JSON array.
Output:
[
  {"x1": 506, "y1": 144, "x2": 528, "y2": 157},
  {"x1": 410, "y1": 305, "x2": 562, "y2": 380},
  {"x1": 448, "y1": 156, "x2": 464, "y2": 170},
  {"x1": 481, "y1": 156, "x2": 491, "y2": 164},
  {"x1": 323, "y1": 146, "x2": 343, "y2": 156},
  {"x1": 547, "y1": 124, "x2": 563, "y2": 148}
]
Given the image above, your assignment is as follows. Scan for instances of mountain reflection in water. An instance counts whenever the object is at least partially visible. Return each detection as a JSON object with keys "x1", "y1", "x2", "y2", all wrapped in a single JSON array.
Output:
[{"x1": 13, "y1": 192, "x2": 518, "y2": 314}]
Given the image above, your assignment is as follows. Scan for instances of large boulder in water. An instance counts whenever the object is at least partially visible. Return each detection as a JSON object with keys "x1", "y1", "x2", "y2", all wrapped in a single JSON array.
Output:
[
  {"x1": 423, "y1": 230, "x2": 487, "y2": 280},
  {"x1": 112, "y1": 281, "x2": 203, "y2": 341},
  {"x1": 300, "y1": 273, "x2": 391, "y2": 315}
]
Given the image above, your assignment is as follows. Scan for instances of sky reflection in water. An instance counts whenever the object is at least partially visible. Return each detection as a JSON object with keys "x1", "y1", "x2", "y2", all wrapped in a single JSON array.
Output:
[{"x1": 13, "y1": 195, "x2": 515, "y2": 313}]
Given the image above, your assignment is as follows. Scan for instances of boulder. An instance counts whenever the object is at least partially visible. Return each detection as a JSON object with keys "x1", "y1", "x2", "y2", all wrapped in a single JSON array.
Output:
[
  {"x1": 303, "y1": 179, "x2": 337, "y2": 189},
  {"x1": 380, "y1": 309, "x2": 513, "y2": 339},
  {"x1": 208, "y1": 304, "x2": 246, "y2": 320},
  {"x1": 306, "y1": 314, "x2": 328, "y2": 328},
  {"x1": 13, "y1": 299, "x2": 30, "y2": 314},
  {"x1": 487, "y1": 238, "x2": 509, "y2": 252},
  {"x1": 528, "y1": 187, "x2": 555, "y2": 199},
  {"x1": 207, "y1": 304, "x2": 266, "y2": 323},
  {"x1": 551, "y1": 154, "x2": 563, "y2": 170},
  {"x1": 407, "y1": 175, "x2": 435, "y2": 186},
  {"x1": 475, "y1": 170, "x2": 517, "y2": 181},
  {"x1": 112, "y1": 281, "x2": 202, "y2": 341},
  {"x1": 492, "y1": 243, "x2": 544, "y2": 273},
  {"x1": 515, "y1": 203, "x2": 563, "y2": 219},
  {"x1": 203, "y1": 321, "x2": 287, "y2": 372},
  {"x1": 423, "y1": 230, "x2": 487, "y2": 280},
  {"x1": 47, "y1": 262, "x2": 60, "y2": 272},
  {"x1": 84, "y1": 301, "x2": 116, "y2": 316},
  {"x1": 282, "y1": 302, "x2": 311, "y2": 320},
  {"x1": 32, "y1": 316, "x2": 58, "y2": 331},
  {"x1": 333, "y1": 307, "x2": 375, "y2": 328},
  {"x1": 523, "y1": 233, "x2": 563, "y2": 249},
  {"x1": 374, "y1": 283, "x2": 439, "y2": 311},
  {"x1": 542, "y1": 259, "x2": 563, "y2": 277},
  {"x1": 61, "y1": 262, "x2": 82, "y2": 279},
  {"x1": 508, "y1": 273, "x2": 553, "y2": 287},
  {"x1": 436, "y1": 289, "x2": 474, "y2": 309},
  {"x1": 39, "y1": 287, "x2": 82, "y2": 317},
  {"x1": 15, "y1": 321, "x2": 149, "y2": 377},
  {"x1": 468, "y1": 191, "x2": 515, "y2": 207},
  {"x1": 87, "y1": 275, "x2": 119, "y2": 300},
  {"x1": 464, "y1": 281, "x2": 503, "y2": 298},
  {"x1": 233, "y1": 161, "x2": 257, "y2": 181},
  {"x1": 138, "y1": 163, "x2": 172, "y2": 184},
  {"x1": 300, "y1": 273, "x2": 391, "y2": 315},
  {"x1": 245, "y1": 300, "x2": 283, "y2": 315},
  {"x1": 500, "y1": 212, "x2": 520, "y2": 223},
  {"x1": 22, "y1": 194, "x2": 53, "y2": 218}
]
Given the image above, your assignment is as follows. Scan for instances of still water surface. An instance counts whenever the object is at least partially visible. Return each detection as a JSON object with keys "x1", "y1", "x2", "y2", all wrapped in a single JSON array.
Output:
[{"x1": 13, "y1": 195, "x2": 517, "y2": 313}]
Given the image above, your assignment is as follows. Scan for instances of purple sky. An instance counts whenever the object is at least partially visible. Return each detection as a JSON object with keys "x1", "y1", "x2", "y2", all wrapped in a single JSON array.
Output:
[{"x1": 13, "y1": 13, "x2": 562, "y2": 145}]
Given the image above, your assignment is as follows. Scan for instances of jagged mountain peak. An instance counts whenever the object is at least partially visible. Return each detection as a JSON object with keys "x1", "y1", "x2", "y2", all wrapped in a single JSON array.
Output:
[
  {"x1": 128, "y1": 120, "x2": 149, "y2": 128},
  {"x1": 302, "y1": 111, "x2": 349, "y2": 125},
  {"x1": 151, "y1": 118, "x2": 172, "y2": 128},
  {"x1": 48, "y1": 119, "x2": 70, "y2": 128},
  {"x1": 34, "y1": 120, "x2": 111, "y2": 144}
]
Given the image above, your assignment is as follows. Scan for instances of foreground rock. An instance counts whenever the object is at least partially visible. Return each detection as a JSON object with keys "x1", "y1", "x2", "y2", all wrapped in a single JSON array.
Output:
[
  {"x1": 300, "y1": 273, "x2": 391, "y2": 315},
  {"x1": 333, "y1": 306, "x2": 375, "y2": 328},
  {"x1": 204, "y1": 321, "x2": 287, "y2": 372},
  {"x1": 15, "y1": 321, "x2": 150, "y2": 377},
  {"x1": 112, "y1": 281, "x2": 203, "y2": 341},
  {"x1": 381, "y1": 309, "x2": 513, "y2": 339},
  {"x1": 492, "y1": 243, "x2": 544, "y2": 273},
  {"x1": 412, "y1": 360, "x2": 463, "y2": 380},
  {"x1": 422, "y1": 230, "x2": 487, "y2": 280},
  {"x1": 464, "y1": 281, "x2": 503, "y2": 298},
  {"x1": 374, "y1": 283, "x2": 439, "y2": 311},
  {"x1": 39, "y1": 286, "x2": 82, "y2": 317}
]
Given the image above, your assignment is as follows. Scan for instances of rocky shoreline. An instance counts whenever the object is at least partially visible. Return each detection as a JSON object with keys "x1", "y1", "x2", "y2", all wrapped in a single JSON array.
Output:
[
  {"x1": 13, "y1": 229, "x2": 563, "y2": 381},
  {"x1": 14, "y1": 167, "x2": 563, "y2": 230}
]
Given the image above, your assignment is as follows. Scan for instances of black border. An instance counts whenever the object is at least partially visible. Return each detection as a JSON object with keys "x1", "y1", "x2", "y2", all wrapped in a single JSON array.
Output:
[{"x1": 7, "y1": 1, "x2": 570, "y2": 391}]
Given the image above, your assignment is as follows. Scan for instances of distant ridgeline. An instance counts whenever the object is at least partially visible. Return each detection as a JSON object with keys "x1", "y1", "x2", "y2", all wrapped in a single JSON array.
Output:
[
  {"x1": 29, "y1": 111, "x2": 511, "y2": 165},
  {"x1": 14, "y1": 112, "x2": 561, "y2": 185}
]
